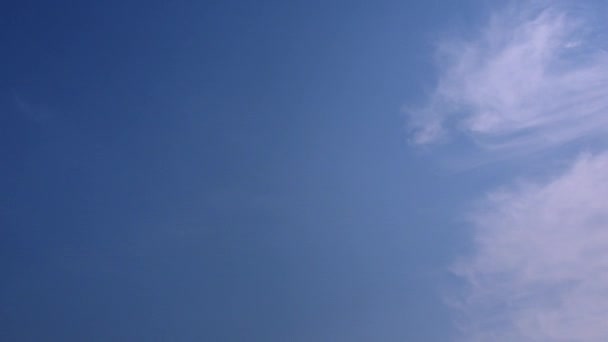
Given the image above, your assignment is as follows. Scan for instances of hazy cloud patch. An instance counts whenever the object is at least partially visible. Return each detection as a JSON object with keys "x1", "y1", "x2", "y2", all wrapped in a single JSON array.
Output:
[{"x1": 453, "y1": 153, "x2": 608, "y2": 341}]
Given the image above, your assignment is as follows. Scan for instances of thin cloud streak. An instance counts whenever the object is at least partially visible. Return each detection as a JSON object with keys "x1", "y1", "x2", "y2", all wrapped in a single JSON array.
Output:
[
  {"x1": 410, "y1": 3, "x2": 608, "y2": 155},
  {"x1": 12, "y1": 92, "x2": 53, "y2": 124}
]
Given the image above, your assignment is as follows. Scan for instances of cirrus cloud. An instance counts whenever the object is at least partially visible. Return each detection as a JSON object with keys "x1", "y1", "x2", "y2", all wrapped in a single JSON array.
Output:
[
  {"x1": 410, "y1": 2, "x2": 608, "y2": 156},
  {"x1": 409, "y1": 1, "x2": 608, "y2": 340}
]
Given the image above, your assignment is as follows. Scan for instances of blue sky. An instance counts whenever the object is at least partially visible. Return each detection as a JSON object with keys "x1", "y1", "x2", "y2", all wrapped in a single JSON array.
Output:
[{"x1": 3, "y1": 1, "x2": 608, "y2": 341}]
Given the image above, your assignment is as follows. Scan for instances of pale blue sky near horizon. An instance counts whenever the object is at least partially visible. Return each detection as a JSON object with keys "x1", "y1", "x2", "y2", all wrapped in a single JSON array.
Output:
[{"x1": 0, "y1": 1, "x2": 517, "y2": 341}]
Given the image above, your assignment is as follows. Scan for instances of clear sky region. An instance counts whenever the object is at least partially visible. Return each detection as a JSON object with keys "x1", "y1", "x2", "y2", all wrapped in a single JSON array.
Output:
[{"x1": 3, "y1": 1, "x2": 608, "y2": 341}]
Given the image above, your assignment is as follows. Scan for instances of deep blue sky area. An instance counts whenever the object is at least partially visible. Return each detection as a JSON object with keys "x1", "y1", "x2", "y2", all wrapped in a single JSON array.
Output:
[{"x1": 1, "y1": 1, "x2": 486, "y2": 341}]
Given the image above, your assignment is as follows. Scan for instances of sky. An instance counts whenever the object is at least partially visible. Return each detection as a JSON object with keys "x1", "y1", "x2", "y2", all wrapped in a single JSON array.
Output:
[{"x1": 2, "y1": 1, "x2": 608, "y2": 341}]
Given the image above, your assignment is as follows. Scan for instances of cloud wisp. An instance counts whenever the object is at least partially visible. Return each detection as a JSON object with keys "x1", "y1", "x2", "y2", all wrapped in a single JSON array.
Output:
[
  {"x1": 12, "y1": 92, "x2": 53, "y2": 124},
  {"x1": 409, "y1": 2, "x2": 608, "y2": 340},
  {"x1": 410, "y1": 2, "x2": 608, "y2": 156}
]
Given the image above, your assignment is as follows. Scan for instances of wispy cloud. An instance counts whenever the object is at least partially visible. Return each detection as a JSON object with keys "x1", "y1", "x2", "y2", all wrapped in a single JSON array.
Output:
[
  {"x1": 410, "y1": 2, "x2": 608, "y2": 156},
  {"x1": 12, "y1": 92, "x2": 53, "y2": 124},
  {"x1": 453, "y1": 153, "x2": 608, "y2": 341},
  {"x1": 409, "y1": 1, "x2": 608, "y2": 340}
]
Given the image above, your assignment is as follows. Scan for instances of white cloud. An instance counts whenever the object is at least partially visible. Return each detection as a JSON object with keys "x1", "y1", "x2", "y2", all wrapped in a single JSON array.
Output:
[
  {"x1": 453, "y1": 153, "x2": 608, "y2": 341},
  {"x1": 408, "y1": 2, "x2": 608, "y2": 340},
  {"x1": 410, "y1": 3, "x2": 608, "y2": 155}
]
